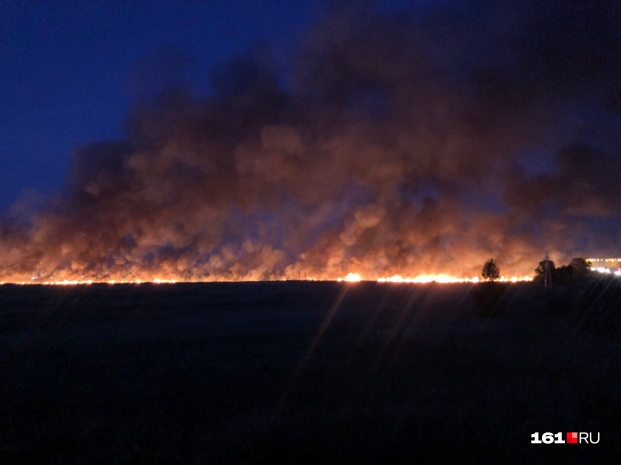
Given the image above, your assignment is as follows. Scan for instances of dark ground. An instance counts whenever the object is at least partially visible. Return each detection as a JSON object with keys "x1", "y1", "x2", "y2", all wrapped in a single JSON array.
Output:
[{"x1": 1, "y1": 280, "x2": 620, "y2": 464}]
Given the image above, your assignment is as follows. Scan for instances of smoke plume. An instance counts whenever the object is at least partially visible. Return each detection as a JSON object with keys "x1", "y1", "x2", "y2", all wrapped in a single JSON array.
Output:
[{"x1": 2, "y1": 1, "x2": 621, "y2": 282}]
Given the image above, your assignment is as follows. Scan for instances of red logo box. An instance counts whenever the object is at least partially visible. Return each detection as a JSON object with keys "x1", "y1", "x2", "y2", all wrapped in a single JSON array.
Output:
[{"x1": 567, "y1": 432, "x2": 578, "y2": 444}]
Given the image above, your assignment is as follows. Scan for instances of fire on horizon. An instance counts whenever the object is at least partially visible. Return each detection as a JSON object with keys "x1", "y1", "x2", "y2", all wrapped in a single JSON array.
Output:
[
  {"x1": 1, "y1": 2, "x2": 621, "y2": 285},
  {"x1": 7, "y1": 256, "x2": 619, "y2": 286}
]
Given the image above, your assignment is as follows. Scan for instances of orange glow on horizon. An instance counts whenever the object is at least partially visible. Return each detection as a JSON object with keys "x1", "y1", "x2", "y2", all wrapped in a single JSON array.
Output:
[
  {"x1": 0, "y1": 272, "x2": 544, "y2": 286},
  {"x1": 337, "y1": 272, "x2": 362, "y2": 282},
  {"x1": 377, "y1": 274, "x2": 532, "y2": 284},
  {"x1": 10, "y1": 267, "x2": 621, "y2": 285}
]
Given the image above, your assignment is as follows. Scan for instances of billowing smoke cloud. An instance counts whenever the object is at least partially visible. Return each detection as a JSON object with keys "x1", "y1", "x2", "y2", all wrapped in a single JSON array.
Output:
[{"x1": 2, "y1": 1, "x2": 621, "y2": 282}]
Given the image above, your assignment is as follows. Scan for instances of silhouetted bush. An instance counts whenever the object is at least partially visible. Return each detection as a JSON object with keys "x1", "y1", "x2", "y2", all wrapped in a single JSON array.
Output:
[
  {"x1": 481, "y1": 258, "x2": 500, "y2": 282},
  {"x1": 533, "y1": 257, "x2": 592, "y2": 286},
  {"x1": 534, "y1": 259, "x2": 555, "y2": 284}
]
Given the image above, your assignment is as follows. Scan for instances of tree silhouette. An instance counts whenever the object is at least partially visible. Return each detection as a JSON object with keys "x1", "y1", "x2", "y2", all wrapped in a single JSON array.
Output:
[
  {"x1": 481, "y1": 258, "x2": 500, "y2": 282},
  {"x1": 533, "y1": 258, "x2": 591, "y2": 285},
  {"x1": 554, "y1": 265, "x2": 573, "y2": 285},
  {"x1": 569, "y1": 257, "x2": 591, "y2": 280},
  {"x1": 534, "y1": 259, "x2": 556, "y2": 284}
]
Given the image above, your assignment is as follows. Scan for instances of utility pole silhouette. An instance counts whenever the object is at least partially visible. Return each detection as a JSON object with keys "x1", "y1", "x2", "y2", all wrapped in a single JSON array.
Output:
[{"x1": 544, "y1": 252, "x2": 552, "y2": 288}]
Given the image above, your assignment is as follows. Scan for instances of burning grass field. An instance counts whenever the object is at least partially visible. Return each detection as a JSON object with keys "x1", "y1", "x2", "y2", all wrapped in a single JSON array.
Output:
[{"x1": 1, "y1": 280, "x2": 620, "y2": 464}]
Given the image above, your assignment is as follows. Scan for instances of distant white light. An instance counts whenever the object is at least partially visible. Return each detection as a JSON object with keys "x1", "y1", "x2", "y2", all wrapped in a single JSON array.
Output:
[{"x1": 595, "y1": 267, "x2": 611, "y2": 274}]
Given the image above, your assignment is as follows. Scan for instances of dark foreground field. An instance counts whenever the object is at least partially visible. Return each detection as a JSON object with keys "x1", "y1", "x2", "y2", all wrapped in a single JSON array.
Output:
[{"x1": 1, "y1": 280, "x2": 620, "y2": 464}]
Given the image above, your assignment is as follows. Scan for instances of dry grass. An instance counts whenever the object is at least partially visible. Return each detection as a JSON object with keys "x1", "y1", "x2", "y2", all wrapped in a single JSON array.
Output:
[{"x1": 1, "y1": 280, "x2": 620, "y2": 463}]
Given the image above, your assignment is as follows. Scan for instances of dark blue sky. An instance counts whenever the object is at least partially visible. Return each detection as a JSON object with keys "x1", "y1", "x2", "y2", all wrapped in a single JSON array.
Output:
[
  {"x1": 0, "y1": 0, "x2": 322, "y2": 212},
  {"x1": 1, "y1": 0, "x2": 443, "y2": 213}
]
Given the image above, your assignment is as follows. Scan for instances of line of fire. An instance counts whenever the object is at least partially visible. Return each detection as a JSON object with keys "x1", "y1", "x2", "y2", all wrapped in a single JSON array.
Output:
[{"x1": 1, "y1": 257, "x2": 618, "y2": 286}]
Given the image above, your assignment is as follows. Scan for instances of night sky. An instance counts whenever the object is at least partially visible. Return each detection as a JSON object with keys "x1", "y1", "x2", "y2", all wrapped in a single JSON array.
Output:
[
  {"x1": 1, "y1": 0, "x2": 620, "y2": 282},
  {"x1": 1, "y1": 0, "x2": 435, "y2": 212},
  {"x1": 1, "y1": 0, "x2": 324, "y2": 211}
]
